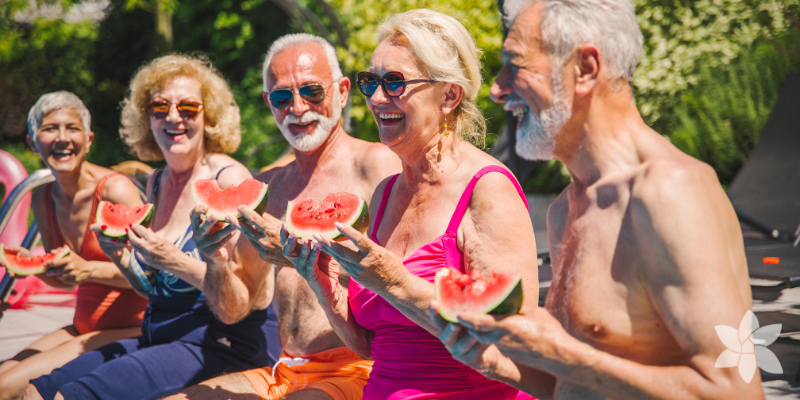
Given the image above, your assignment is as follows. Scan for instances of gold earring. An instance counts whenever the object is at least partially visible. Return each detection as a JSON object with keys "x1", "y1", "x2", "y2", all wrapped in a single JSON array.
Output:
[{"x1": 443, "y1": 121, "x2": 449, "y2": 137}]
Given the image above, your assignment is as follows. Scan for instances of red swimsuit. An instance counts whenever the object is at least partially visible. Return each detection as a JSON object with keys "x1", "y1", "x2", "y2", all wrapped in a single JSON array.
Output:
[{"x1": 44, "y1": 174, "x2": 148, "y2": 335}]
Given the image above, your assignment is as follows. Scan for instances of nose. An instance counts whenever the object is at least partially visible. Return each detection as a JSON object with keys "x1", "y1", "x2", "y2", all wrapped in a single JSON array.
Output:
[
  {"x1": 490, "y1": 65, "x2": 513, "y2": 104},
  {"x1": 367, "y1": 83, "x2": 391, "y2": 107},
  {"x1": 165, "y1": 103, "x2": 183, "y2": 124},
  {"x1": 289, "y1": 88, "x2": 311, "y2": 116},
  {"x1": 55, "y1": 125, "x2": 69, "y2": 141}
]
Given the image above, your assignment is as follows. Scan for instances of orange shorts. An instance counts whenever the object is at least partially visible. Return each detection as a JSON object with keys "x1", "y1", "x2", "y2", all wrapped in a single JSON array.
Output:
[{"x1": 241, "y1": 346, "x2": 373, "y2": 400}]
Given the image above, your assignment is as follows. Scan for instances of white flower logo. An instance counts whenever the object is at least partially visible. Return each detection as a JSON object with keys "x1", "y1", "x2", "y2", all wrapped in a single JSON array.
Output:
[{"x1": 715, "y1": 310, "x2": 782, "y2": 382}]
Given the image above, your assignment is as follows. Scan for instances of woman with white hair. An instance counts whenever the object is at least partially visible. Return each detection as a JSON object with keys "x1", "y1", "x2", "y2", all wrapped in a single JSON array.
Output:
[
  {"x1": 0, "y1": 91, "x2": 149, "y2": 399},
  {"x1": 284, "y1": 9, "x2": 539, "y2": 399}
]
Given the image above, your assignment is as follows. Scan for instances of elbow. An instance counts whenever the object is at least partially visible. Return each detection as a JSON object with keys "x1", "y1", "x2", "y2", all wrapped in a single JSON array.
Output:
[{"x1": 210, "y1": 304, "x2": 248, "y2": 325}]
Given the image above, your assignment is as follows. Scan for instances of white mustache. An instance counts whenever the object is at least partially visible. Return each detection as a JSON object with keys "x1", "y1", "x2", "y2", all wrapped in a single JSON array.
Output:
[{"x1": 282, "y1": 111, "x2": 326, "y2": 125}]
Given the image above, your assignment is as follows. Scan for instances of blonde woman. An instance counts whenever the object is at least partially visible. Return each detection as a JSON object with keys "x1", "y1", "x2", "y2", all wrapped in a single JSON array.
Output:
[
  {"x1": 27, "y1": 55, "x2": 280, "y2": 400},
  {"x1": 284, "y1": 9, "x2": 539, "y2": 399}
]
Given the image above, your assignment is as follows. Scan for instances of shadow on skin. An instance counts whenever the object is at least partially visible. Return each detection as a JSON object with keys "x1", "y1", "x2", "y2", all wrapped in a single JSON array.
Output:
[{"x1": 172, "y1": 385, "x2": 262, "y2": 400}]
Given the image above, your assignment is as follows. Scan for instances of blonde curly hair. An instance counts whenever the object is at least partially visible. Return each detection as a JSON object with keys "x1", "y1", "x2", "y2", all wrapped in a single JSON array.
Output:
[{"x1": 120, "y1": 54, "x2": 241, "y2": 161}]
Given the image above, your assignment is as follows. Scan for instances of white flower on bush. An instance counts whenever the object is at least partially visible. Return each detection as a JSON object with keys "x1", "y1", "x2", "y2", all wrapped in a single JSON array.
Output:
[{"x1": 715, "y1": 310, "x2": 782, "y2": 382}]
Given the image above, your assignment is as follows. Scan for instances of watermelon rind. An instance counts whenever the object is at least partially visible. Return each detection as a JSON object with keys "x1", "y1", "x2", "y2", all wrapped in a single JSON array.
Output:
[
  {"x1": 0, "y1": 243, "x2": 71, "y2": 276},
  {"x1": 434, "y1": 267, "x2": 524, "y2": 323},
  {"x1": 190, "y1": 179, "x2": 269, "y2": 222},
  {"x1": 96, "y1": 202, "x2": 155, "y2": 238},
  {"x1": 284, "y1": 196, "x2": 369, "y2": 242}
]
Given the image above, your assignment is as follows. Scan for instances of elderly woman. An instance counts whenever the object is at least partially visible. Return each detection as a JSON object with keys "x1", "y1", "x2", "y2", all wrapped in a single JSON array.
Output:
[
  {"x1": 283, "y1": 9, "x2": 539, "y2": 400},
  {"x1": 0, "y1": 92, "x2": 149, "y2": 400},
  {"x1": 26, "y1": 55, "x2": 280, "y2": 400}
]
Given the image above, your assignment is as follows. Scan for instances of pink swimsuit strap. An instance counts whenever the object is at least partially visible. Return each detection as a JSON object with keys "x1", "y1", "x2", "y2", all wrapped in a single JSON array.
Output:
[{"x1": 371, "y1": 165, "x2": 528, "y2": 243}]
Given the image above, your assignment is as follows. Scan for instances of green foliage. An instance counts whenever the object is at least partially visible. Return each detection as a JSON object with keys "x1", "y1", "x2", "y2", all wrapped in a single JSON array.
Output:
[
  {"x1": 2, "y1": 142, "x2": 43, "y2": 174},
  {"x1": 656, "y1": 40, "x2": 799, "y2": 185}
]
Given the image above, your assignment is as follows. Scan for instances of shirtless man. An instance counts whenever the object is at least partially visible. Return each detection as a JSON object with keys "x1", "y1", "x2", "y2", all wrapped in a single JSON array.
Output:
[
  {"x1": 431, "y1": 1, "x2": 764, "y2": 399},
  {"x1": 166, "y1": 34, "x2": 401, "y2": 400}
]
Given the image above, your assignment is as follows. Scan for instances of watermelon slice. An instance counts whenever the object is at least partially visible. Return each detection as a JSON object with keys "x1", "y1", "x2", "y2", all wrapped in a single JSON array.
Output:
[
  {"x1": 434, "y1": 267, "x2": 523, "y2": 323},
  {"x1": 96, "y1": 201, "x2": 155, "y2": 238},
  {"x1": 285, "y1": 192, "x2": 369, "y2": 242},
  {"x1": 0, "y1": 244, "x2": 71, "y2": 276},
  {"x1": 191, "y1": 178, "x2": 269, "y2": 221}
]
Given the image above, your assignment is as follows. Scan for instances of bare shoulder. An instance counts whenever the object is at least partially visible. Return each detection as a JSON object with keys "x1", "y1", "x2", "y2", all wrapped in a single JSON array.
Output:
[
  {"x1": 102, "y1": 173, "x2": 144, "y2": 205},
  {"x1": 632, "y1": 156, "x2": 721, "y2": 216},
  {"x1": 469, "y1": 163, "x2": 523, "y2": 204},
  {"x1": 354, "y1": 141, "x2": 401, "y2": 178},
  {"x1": 255, "y1": 161, "x2": 294, "y2": 186},
  {"x1": 208, "y1": 154, "x2": 252, "y2": 187}
]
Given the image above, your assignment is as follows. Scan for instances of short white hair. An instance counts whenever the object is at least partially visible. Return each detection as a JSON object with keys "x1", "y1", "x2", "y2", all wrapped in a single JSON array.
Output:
[
  {"x1": 27, "y1": 91, "x2": 91, "y2": 140},
  {"x1": 504, "y1": 0, "x2": 643, "y2": 84},
  {"x1": 262, "y1": 33, "x2": 343, "y2": 91}
]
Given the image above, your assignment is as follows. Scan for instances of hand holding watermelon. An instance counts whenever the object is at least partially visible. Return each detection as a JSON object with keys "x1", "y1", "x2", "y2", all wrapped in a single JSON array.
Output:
[
  {"x1": 44, "y1": 251, "x2": 93, "y2": 285},
  {"x1": 0, "y1": 245, "x2": 32, "y2": 277},
  {"x1": 310, "y1": 222, "x2": 407, "y2": 294},
  {"x1": 190, "y1": 205, "x2": 238, "y2": 267},
  {"x1": 90, "y1": 223, "x2": 130, "y2": 263},
  {"x1": 0, "y1": 244, "x2": 70, "y2": 276},
  {"x1": 126, "y1": 224, "x2": 180, "y2": 271},
  {"x1": 226, "y1": 205, "x2": 289, "y2": 267}
]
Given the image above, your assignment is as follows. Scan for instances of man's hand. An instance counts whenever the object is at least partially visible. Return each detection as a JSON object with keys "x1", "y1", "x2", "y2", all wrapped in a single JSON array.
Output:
[
  {"x1": 455, "y1": 308, "x2": 572, "y2": 374},
  {"x1": 227, "y1": 205, "x2": 289, "y2": 266},
  {"x1": 281, "y1": 225, "x2": 341, "y2": 296},
  {"x1": 429, "y1": 301, "x2": 522, "y2": 379},
  {"x1": 190, "y1": 205, "x2": 237, "y2": 267},
  {"x1": 45, "y1": 252, "x2": 94, "y2": 285}
]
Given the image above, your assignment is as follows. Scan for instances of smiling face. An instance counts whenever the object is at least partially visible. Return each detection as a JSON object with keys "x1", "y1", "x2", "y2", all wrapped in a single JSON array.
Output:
[
  {"x1": 491, "y1": 3, "x2": 573, "y2": 161},
  {"x1": 148, "y1": 76, "x2": 206, "y2": 158},
  {"x1": 366, "y1": 36, "x2": 447, "y2": 152},
  {"x1": 28, "y1": 107, "x2": 93, "y2": 174},
  {"x1": 266, "y1": 43, "x2": 346, "y2": 152}
]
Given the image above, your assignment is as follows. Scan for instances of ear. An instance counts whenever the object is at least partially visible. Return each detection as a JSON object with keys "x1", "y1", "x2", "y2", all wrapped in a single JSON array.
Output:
[
  {"x1": 440, "y1": 83, "x2": 464, "y2": 116},
  {"x1": 337, "y1": 76, "x2": 351, "y2": 109},
  {"x1": 86, "y1": 130, "x2": 95, "y2": 152},
  {"x1": 27, "y1": 135, "x2": 38, "y2": 153},
  {"x1": 574, "y1": 44, "x2": 600, "y2": 97}
]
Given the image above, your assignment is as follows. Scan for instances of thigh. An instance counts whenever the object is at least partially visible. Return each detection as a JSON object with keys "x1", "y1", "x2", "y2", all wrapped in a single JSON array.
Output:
[
  {"x1": 0, "y1": 326, "x2": 78, "y2": 374},
  {"x1": 0, "y1": 327, "x2": 142, "y2": 389},
  {"x1": 163, "y1": 372, "x2": 259, "y2": 400},
  {"x1": 284, "y1": 389, "x2": 335, "y2": 400},
  {"x1": 58, "y1": 341, "x2": 242, "y2": 400}
]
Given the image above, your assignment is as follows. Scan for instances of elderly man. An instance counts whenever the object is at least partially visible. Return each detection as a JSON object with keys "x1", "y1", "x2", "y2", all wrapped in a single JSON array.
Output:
[
  {"x1": 432, "y1": 1, "x2": 764, "y2": 399},
  {"x1": 166, "y1": 34, "x2": 401, "y2": 400}
]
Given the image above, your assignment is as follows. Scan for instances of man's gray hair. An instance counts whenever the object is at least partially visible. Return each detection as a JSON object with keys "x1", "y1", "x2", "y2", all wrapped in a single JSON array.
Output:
[
  {"x1": 504, "y1": 0, "x2": 643, "y2": 84},
  {"x1": 262, "y1": 33, "x2": 343, "y2": 91},
  {"x1": 27, "y1": 91, "x2": 91, "y2": 139}
]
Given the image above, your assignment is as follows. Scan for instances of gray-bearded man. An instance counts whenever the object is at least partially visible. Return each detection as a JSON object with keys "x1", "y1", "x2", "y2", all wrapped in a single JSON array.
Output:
[{"x1": 431, "y1": 1, "x2": 764, "y2": 399}]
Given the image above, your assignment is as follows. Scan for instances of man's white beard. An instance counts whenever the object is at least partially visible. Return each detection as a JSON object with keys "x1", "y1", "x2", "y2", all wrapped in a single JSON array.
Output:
[
  {"x1": 277, "y1": 85, "x2": 341, "y2": 152},
  {"x1": 510, "y1": 72, "x2": 572, "y2": 161}
]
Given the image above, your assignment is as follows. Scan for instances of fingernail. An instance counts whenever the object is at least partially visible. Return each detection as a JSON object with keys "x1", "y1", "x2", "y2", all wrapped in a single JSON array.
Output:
[
  {"x1": 101, "y1": 225, "x2": 107, "y2": 229},
  {"x1": 313, "y1": 234, "x2": 324, "y2": 242},
  {"x1": 124, "y1": 228, "x2": 128, "y2": 233},
  {"x1": 334, "y1": 222, "x2": 344, "y2": 230},
  {"x1": 129, "y1": 224, "x2": 132, "y2": 228},
  {"x1": 111, "y1": 238, "x2": 118, "y2": 243}
]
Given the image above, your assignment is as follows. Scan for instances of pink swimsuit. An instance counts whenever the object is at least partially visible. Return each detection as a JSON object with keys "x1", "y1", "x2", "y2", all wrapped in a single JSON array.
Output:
[{"x1": 348, "y1": 165, "x2": 534, "y2": 400}]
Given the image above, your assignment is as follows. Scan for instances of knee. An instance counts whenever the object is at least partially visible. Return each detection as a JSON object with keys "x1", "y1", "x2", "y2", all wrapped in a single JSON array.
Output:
[{"x1": 22, "y1": 384, "x2": 44, "y2": 400}]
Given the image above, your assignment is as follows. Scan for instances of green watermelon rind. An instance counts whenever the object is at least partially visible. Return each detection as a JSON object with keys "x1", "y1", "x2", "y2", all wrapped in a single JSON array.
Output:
[
  {"x1": 0, "y1": 243, "x2": 71, "y2": 276},
  {"x1": 434, "y1": 267, "x2": 524, "y2": 323},
  {"x1": 190, "y1": 180, "x2": 269, "y2": 222},
  {"x1": 96, "y1": 202, "x2": 155, "y2": 238},
  {"x1": 285, "y1": 196, "x2": 369, "y2": 242}
]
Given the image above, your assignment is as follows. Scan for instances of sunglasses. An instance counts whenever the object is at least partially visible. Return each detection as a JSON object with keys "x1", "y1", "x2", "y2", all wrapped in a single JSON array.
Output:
[
  {"x1": 147, "y1": 99, "x2": 203, "y2": 120},
  {"x1": 357, "y1": 71, "x2": 437, "y2": 98},
  {"x1": 264, "y1": 83, "x2": 333, "y2": 110}
]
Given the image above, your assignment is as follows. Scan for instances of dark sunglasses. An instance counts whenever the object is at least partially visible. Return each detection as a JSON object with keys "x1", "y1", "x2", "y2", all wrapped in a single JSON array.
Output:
[
  {"x1": 357, "y1": 71, "x2": 437, "y2": 98},
  {"x1": 147, "y1": 99, "x2": 203, "y2": 120},
  {"x1": 264, "y1": 83, "x2": 333, "y2": 110}
]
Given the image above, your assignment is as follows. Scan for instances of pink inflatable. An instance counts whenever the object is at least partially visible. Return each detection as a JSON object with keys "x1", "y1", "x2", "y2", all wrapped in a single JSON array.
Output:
[{"x1": 0, "y1": 149, "x2": 30, "y2": 246}]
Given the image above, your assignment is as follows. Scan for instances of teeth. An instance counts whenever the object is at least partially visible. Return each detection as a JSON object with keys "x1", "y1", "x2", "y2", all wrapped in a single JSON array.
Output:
[
  {"x1": 380, "y1": 113, "x2": 403, "y2": 120},
  {"x1": 53, "y1": 150, "x2": 72, "y2": 156},
  {"x1": 512, "y1": 107, "x2": 526, "y2": 118},
  {"x1": 166, "y1": 129, "x2": 186, "y2": 135}
]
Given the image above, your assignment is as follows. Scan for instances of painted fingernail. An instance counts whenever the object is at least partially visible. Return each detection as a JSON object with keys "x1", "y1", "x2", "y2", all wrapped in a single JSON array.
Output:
[
  {"x1": 124, "y1": 228, "x2": 128, "y2": 233},
  {"x1": 334, "y1": 222, "x2": 344, "y2": 230},
  {"x1": 313, "y1": 234, "x2": 324, "y2": 242},
  {"x1": 111, "y1": 238, "x2": 118, "y2": 243},
  {"x1": 129, "y1": 224, "x2": 132, "y2": 228},
  {"x1": 101, "y1": 225, "x2": 107, "y2": 229}
]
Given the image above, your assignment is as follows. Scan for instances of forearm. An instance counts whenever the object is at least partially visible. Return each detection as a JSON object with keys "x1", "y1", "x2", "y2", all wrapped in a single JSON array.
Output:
[
  {"x1": 203, "y1": 260, "x2": 257, "y2": 324},
  {"x1": 155, "y1": 251, "x2": 207, "y2": 290},
  {"x1": 528, "y1": 337, "x2": 744, "y2": 400},
  {"x1": 379, "y1": 273, "x2": 441, "y2": 335},
  {"x1": 311, "y1": 279, "x2": 373, "y2": 359},
  {"x1": 87, "y1": 261, "x2": 133, "y2": 288}
]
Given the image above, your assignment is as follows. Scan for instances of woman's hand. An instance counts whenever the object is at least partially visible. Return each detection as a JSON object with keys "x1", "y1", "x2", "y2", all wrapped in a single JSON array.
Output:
[
  {"x1": 128, "y1": 224, "x2": 181, "y2": 271},
  {"x1": 311, "y1": 222, "x2": 407, "y2": 294},
  {"x1": 228, "y1": 206, "x2": 290, "y2": 266},
  {"x1": 280, "y1": 225, "x2": 340, "y2": 296},
  {"x1": 90, "y1": 224, "x2": 129, "y2": 266},
  {"x1": 0, "y1": 245, "x2": 31, "y2": 279},
  {"x1": 45, "y1": 251, "x2": 93, "y2": 285},
  {"x1": 190, "y1": 205, "x2": 236, "y2": 268}
]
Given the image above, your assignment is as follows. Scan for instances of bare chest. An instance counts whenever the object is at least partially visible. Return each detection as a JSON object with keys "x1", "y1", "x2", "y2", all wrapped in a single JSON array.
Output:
[
  {"x1": 151, "y1": 184, "x2": 197, "y2": 243},
  {"x1": 52, "y1": 191, "x2": 95, "y2": 251},
  {"x1": 548, "y1": 203, "x2": 682, "y2": 364}
]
